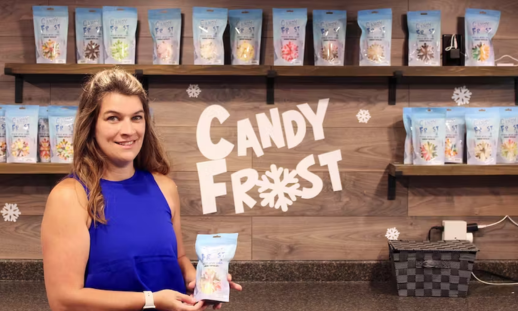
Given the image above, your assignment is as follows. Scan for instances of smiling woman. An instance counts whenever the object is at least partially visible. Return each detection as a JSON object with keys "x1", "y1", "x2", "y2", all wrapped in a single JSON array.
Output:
[{"x1": 40, "y1": 68, "x2": 241, "y2": 311}]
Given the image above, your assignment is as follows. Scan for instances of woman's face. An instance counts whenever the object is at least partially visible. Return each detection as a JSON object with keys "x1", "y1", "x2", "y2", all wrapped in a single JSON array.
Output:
[{"x1": 95, "y1": 92, "x2": 146, "y2": 167}]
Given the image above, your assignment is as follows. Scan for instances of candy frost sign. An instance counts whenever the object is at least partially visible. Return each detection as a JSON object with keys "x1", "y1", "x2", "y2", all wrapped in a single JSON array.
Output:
[{"x1": 196, "y1": 98, "x2": 343, "y2": 214}]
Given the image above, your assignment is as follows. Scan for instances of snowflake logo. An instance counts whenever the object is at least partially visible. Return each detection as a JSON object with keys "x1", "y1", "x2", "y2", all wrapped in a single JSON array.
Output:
[
  {"x1": 385, "y1": 227, "x2": 400, "y2": 240},
  {"x1": 356, "y1": 109, "x2": 371, "y2": 124},
  {"x1": 452, "y1": 86, "x2": 472, "y2": 106},
  {"x1": 1, "y1": 203, "x2": 21, "y2": 222},
  {"x1": 186, "y1": 84, "x2": 202, "y2": 98},
  {"x1": 256, "y1": 164, "x2": 302, "y2": 212}
]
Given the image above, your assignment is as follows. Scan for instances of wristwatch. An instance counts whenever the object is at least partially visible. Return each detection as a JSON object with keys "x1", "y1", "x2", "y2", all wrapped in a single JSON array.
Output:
[{"x1": 143, "y1": 291, "x2": 156, "y2": 309}]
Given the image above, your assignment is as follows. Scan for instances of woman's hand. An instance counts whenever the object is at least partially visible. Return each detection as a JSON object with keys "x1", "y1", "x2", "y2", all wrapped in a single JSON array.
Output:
[
  {"x1": 186, "y1": 274, "x2": 243, "y2": 310},
  {"x1": 154, "y1": 289, "x2": 207, "y2": 311}
]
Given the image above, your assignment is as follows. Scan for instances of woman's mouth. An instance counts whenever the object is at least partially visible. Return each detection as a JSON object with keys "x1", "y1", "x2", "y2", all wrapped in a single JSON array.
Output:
[{"x1": 115, "y1": 140, "x2": 136, "y2": 147}]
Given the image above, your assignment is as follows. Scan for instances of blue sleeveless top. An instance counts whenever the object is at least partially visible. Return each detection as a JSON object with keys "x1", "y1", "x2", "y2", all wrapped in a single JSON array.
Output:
[{"x1": 79, "y1": 170, "x2": 186, "y2": 294}]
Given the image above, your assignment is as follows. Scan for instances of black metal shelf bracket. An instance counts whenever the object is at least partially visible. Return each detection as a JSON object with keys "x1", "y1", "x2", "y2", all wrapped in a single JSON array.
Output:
[
  {"x1": 388, "y1": 71, "x2": 403, "y2": 106},
  {"x1": 134, "y1": 69, "x2": 148, "y2": 94},
  {"x1": 387, "y1": 170, "x2": 402, "y2": 200},
  {"x1": 4, "y1": 67, "x2": 24, "y2": 103},
  {"x1": 266, "y1": 69, "x2": 277, "y2": 105}
]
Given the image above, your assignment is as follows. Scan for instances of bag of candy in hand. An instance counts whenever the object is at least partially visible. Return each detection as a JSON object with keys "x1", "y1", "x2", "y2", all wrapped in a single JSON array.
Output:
[
  {"x1": 194, "y1": 233, "x2": 238, "y2": 304},
  {"x1": 411, "y1": 108, "x2": 446, "y2": 165},
  {"x1": 313, "y1": 10, "x2": 347, "y2": 66},
  {"x1": 358, "y1": 8, "x2": 392, "y2": 66},
  {"x1": 465, "y1": 8, "x2": 501, "y2": 66},
  {"x1": 273, "y1": 8, "x2": 307, "y2": 66},
  {"x1": 465, "y1": 107, "x2": 500, "y2": 165},
  {"x1": 497, "y1": 107, "x2": 518, "y2": 163},
  {"x1": 5, "y1": 105, "x2": 39, "y2": 163}
]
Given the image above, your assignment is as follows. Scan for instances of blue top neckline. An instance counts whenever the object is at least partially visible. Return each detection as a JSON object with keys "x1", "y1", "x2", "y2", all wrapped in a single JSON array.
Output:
[{"x1": 100, "y1": 170, "x2": 141, "y2": 185}]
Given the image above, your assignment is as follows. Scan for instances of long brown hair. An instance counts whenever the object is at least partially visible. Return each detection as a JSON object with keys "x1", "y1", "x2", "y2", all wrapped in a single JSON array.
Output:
[{"x1": 72, "y1": 68, "x2": 169, "y2": 225}]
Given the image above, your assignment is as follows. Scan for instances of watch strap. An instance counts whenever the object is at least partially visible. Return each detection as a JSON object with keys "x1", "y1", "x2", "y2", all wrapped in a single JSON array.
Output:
[{"x1": 143, "y1": 291, "x2": 156, "y2": 309}]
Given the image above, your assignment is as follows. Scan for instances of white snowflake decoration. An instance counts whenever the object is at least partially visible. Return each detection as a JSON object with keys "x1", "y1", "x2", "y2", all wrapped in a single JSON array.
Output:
[
  {"x1": 385, "y1": 227, "x2": 400, "y2": 240},
  {"x1": 452, "y1": 86, "x2": 472, "y2": 106},
  {"x1": 356, "y1": 109, "x2": 371, "y2": 124},
  {"x1": 1, "y1": 203, "x2": 21, "y2": 222},
  {"x1": 186, "y1": 84, "x2": 202, "y2": 98},
  {"x1": 256, "y1": 164, "x2": 302, "y2": 212}
]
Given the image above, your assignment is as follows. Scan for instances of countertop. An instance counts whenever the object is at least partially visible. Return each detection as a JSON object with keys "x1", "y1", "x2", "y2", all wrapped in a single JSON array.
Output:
[{"x1": 1, "y1": 281, "x2": 517, "y2": 311}]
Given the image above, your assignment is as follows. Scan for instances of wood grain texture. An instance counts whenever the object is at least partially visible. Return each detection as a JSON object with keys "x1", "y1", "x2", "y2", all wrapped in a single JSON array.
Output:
[
  {"x1": 0, "y1": 81, "x2": 50, "y2": 104},
  {"x1": 390, "y1": 163, "x2": 518, "y2": 176},
  {"x1": 409, "y1": 0, "x2": 518, "y2": 40},
  {"x1": 0, "y1": 0, "x2": 47, "y2": 37},
  {"x1": 147, "y1": 77, "x2": 406, "y2": 128},
  {"x1": 408, "y1": 78, "x2": 515, "y2": 107},
  {"x1": 0, "y1": 215, "x2": 252, "y2": 260},
  {"x1": 252, "y1": 216, "x2": 518, "y2": 260},
  {"x1": 408, "y1": 176, "x2": 518, "y2": 216},
  {"x1": 157, "y1": 126, "x2": 252, "y2": 172},
  {"x1": 0, "y1": 175, "x2": 60, "y2": 216},
  {"x1": 172, "y1": 170, "x2": 408, "y2": 216},
  {"x1": 0, "y1": 164, "x2": 71, "y2": 174},
  {"x1": 253, "y1": 128, "x2": 406, "y2": 171}
]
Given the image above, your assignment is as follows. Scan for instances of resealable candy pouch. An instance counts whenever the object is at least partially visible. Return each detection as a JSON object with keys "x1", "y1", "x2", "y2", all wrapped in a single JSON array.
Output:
[
  {"x1": 194, "y1": 233, "x2": 238, "y2": 304},
  {"x1": 6, "y1": 105, "x2": 39, "y2": 163},
  {"x1": 33, "y1": 6, "x2": 68, "y2": 64},
  {"x1": 358, "y1": 8, "x2": 392, "y2": 66},
  {"x1": 445, "y1": 107, "x2": 466, "y2": 163},
  {"x1": 229, "y1": 9, "x2": 263, "y2": 65},
  {"x1": 38, "y1": 106, "x2": 50, "y2": 163},
  {"x1": 497, "y1": 107, "x2": 518, "y2": 163},
  {"x1": 403, "y1": 108, "x2": 413, "y2": 164},
  {"x1": 148, "y1": 8, "x2": 182, "y2": 65},
  {"x1": 76, "y1": 8, "x2": 103, "y2": 64},
  {"x1": 411, "y1": 108, "x2": 446, "y2": 165},
  {"x1": 313, "y1": 10, "x2": 346, "y2": 66},
  {"x1": 193, "y1": 7, "x2": 228, "y2": 65},
  {"x1": 102, "y1": 6, "x2": 138, "y2": 64},
  {"x1": 0, "y1": 105, "x2": 7, "y2": 163},
  {"x1": 408, "y1": 10, "x2": 441, "y2": 66},
  {"x1": 49, "y1": 106, "x2": 78, "y2": 163},
  {"x1": 466, "y1": 107, "x2": 500, "y2": 165},
  {"x1": 273, "y1": 8, "x2": 307, "y2": 66},
  {"x1": 465, "y1": 9, "x2": 501, "y2": 66}
]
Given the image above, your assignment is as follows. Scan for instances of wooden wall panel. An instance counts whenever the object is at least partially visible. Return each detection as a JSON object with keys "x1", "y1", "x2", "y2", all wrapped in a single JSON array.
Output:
[
  {"x1": 409, "y1": 0, "x2": 518, "y2": 39},
  {"x1": 408, "y1": 79, "x2": 515, "y2": 107},
  {"x1": 0, "y1": 81, "x2": 50, "y2": 104},
  {"x1": 0, "y1": 215, "x2": 252, "y2": 260},
  {"x1": 0, "y1": 0, "x2": 47, "y2": 38},
  {"x1": 253, "y1": 216, "x2": 518, "y2": 260},
  {"x1": 0, "y1": 175, "x2": 60, "y2": 216},
  {"x1": 408, "y1": 176, "x2": 518, "y2": 216},
  {"x1": 157, "y1": 126, "x2": 252, "y2": 172},
  {"x1": 253, "y1": 128, "x2": 406, "y2": 171},
  {"x1": 172, "y1": 171, "x2": 408, "y2": 216}
]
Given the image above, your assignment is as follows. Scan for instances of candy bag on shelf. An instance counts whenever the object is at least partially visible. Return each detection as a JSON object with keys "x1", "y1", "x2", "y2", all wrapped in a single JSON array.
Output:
[
  {"x1": 313, "y1": 10, "x2": 346, "y2": 66},
  {"x1": 33, "y1": 6, "x2": 68, "y2": 64},
  {"x1": 148, "y1": 8, "x2": 182, "y2": 65},
  {"x1": 465, "y1": 8, "x2": 501, "y2": 66},
  {"x1": 465, "y1": 107, "x2": 500, "y2": 165},
  {"x1": 273, "y1": 8, "x2": 307, "y2": 66},
  {"x1": 411, "y1": 108, "x2": 446, "y2": 165},
  {"x1": 229, "y1": 9, "x2": 262, "y2": 65},
  {"x1": 193, "y1": 7, "x2": 228, "y2": 65},
  {"x1": 358, "y1": 8, "x2": 392, "y2": 66},
  {"x1": 49, "y1": 106, "x2": 78, "y2": 163},
  {"x1": 5, "y1": 105, "x2": 39, "y2": 163}
]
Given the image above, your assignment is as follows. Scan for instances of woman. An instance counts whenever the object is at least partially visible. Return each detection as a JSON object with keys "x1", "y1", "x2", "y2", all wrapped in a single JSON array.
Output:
[{"x1": 41, "y1": 68, "x2": 241, "y2": 311}]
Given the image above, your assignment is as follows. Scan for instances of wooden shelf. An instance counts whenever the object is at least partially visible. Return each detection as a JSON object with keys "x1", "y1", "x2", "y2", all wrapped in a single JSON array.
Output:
[
  {"x1": 4, "y1": 63, "x2": 518, "y2": 105},
  {"x1": 0, "y1": 163, "x2": 71, "y2": 174},
  {"x1": 389, "y1": 163, "x2": 518, "y2": 176},
  {"x1": 4, "y1": 64, "x2": 270, "y2": 76},
  {"x1": 387, "y1": 163, "x2": 518, "y2": 200}
]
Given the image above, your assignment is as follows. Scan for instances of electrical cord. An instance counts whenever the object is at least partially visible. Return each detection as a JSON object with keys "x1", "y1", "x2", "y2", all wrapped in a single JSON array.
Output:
[
  {"x1": 427, "y1": 226, "x2": 443, "y2": 241},
  {"x1": 478, "y1": 215, "x2": 518, "y2": 229},
  {"x1": 471, "y1": 272, "x2": 518, "y2": 286},
  {"x1": 495, "y1": 54, "x2": 518, "y2": 63}
]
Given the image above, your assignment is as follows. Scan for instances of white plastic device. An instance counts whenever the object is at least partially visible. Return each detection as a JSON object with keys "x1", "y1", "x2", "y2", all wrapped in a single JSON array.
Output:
[{"x1": 442, "y1": 220, "x2": 468, "y2": 241}]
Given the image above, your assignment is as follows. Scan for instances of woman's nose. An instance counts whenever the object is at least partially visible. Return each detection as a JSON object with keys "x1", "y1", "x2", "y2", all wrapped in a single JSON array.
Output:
[{"x1": 120, "y1": 118, "x2": 136, "y2": 135}]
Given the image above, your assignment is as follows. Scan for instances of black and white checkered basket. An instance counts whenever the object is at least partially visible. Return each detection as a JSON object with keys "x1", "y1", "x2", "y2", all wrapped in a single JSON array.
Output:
[{"x1": 389, "y1": 240, "x2": 479, "y2": 298}]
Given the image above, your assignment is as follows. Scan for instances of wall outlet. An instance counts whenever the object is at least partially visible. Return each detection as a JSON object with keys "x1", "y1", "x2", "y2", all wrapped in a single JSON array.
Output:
[{"x1": 442, "y1": 220, "x2": 467, "y2": 240}]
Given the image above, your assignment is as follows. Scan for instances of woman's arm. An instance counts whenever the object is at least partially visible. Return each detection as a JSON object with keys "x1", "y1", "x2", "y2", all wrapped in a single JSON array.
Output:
[{"x1": 41, "y1": 178, "x2": 201, "y2": 311}]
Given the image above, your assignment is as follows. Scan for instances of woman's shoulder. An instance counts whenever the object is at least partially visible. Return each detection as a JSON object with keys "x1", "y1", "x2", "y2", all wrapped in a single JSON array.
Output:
[
  {"x1": 49, "y1": 177, "x2": 88, "y2": 206},
  {"x1": 150, "y1": 172, "x2": 178, "y2": 192}
]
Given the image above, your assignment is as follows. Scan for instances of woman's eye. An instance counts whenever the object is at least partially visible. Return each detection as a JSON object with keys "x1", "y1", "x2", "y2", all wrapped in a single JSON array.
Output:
[
  {"x1": 107, "y1": 116, "x2": 118, "y2": 121},
  {"x1": 133, "y1": 115, "x2": 144, "y2": 121}
]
